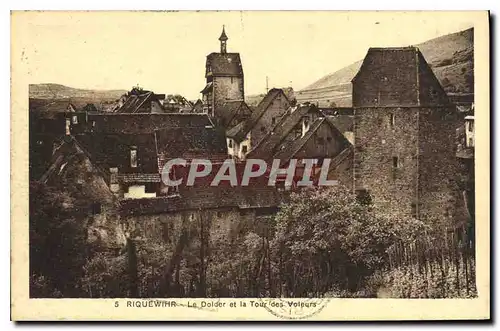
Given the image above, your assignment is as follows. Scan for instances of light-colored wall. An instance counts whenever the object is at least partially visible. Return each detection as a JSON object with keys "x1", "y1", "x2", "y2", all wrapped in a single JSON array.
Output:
[
  {"x1": 214, "y1": 76, "x2": 244, "y2": 109},
  {"x1": 124, "y1": 185, "x2": 157, "y2": 199},
  {"x1": 465, "y1": 119, "x2": 474, "y2": 147}
]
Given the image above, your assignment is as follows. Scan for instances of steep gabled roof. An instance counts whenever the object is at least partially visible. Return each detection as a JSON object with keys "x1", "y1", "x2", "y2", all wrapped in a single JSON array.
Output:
[
  {"x1": 114, "y1": 91, "x2": 154, "y2": 113},
  {"x1": 272, "y1": 117, "x2": 351, "y2": 164},
  {"x1": 226, "y1": 88, "x2": 288, "y2": 142},
  {"x1": 327, "y1": 114, "x2": 353, "y2": 133},
  {"x1": 246, "y1": 104, "x2": 322, "y2": 159},
  {"x1": 216, "y1": 100, "x2": 252, "y2": 128},
  {"x1": 206, "y1": 52, "x2": 243, "y2": 77},
  {"x1": 39, "y1": 136, "x2": 114, "y2": 199},
  {"x1": 352, "y1": 46, "x2": 449, "y2": 107}
]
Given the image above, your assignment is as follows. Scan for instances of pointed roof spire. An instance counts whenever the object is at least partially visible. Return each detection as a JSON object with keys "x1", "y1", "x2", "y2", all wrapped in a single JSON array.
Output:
[{"x1": 219, "y1": 25, "x2": 228, "y2": 41}]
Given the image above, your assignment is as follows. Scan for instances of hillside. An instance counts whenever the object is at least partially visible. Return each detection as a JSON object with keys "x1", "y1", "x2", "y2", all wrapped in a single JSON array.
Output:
[
  {"x1": 29, "y1": 83, "x2": 127, "y2": 102},
  {"x1": 255, "y1": 27, "x2": 474, "y2": 107}
]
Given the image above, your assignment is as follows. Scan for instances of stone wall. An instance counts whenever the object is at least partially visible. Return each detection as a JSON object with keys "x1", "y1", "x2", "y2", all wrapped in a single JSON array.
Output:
[
  {"x1": 213, "y1": 76, "x2": 244, "y2": 110},
  {"x1": 417, "y1": 106, "x2": 466, "y2": 223},
  {"x1": 354, "y1": 107, "x2": 419, "y2": 216}
]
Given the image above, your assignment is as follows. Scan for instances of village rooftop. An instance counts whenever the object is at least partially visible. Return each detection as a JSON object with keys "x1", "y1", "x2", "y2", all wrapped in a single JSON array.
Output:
[{"x1": 161, "y1": 158, "x2": 339, "y2": 187}]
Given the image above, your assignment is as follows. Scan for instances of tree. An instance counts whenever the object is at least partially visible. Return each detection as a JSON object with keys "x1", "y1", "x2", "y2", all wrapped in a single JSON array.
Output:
[
  {"x1": 271, "y1": 186, "x2": 427, "y2": 296},
  {"x1": 29, "y1": 181, "x2": 92, "y2": 297}
]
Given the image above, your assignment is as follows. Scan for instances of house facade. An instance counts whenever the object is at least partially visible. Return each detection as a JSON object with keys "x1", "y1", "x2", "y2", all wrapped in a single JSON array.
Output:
[
  {"x1": 226, "y1": 88, "x2": 291, "y2": 160},
  {"x1": 247, "y1": 104, "x2": 353, "y2": 189}
]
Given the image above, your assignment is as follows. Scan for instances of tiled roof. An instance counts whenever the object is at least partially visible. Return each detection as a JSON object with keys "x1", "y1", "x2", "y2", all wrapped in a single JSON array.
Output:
[
  {"x1": 327, "y1": 114, "x2": 353, "y2": 133},
  {"x1": 352, "y1": 47, "x2": 449, "y2": 107},
  {"x1": 118, "y1": 173, "x2": 161, "y2": 183},
  {"x1": 114, "y1": 91, "x2": 154, "y2": 113},
  {"x1": 206, "y1": 53, "x2": 243, "y2": 77},
  {"x1": 319, "y1": 107, "x2": 354, "y2": 116},
  {"x1": 155, "y1": 126, "x2": 227, "y2": 161},
  {"x1": 76, "y1": 132, "x2": 158, "y2": 173},
  {"x1": 226, "y1": 89, "x2": 287, "y2": 142},
  {"x1": 216, "y1": 100, "x2": 252, "y2": 128},
  {"x1": 272, "y1": 118, "x2": 326, "y2": 163},
  {"x1": 247, "y1": 105, "x2": 322, "y2": 159},
  {"x1": 272, "y1": 117, "x2": 351, "y2": 164},
  {"x1": 88, "y1": 113, "x2": 214, "y2": 134},
  {"x1": 200, "y1": 82, "x2": 213, "y2": 94},
  {"x1": 118, "y1": 185, "x2": 283, "y2": 216}
]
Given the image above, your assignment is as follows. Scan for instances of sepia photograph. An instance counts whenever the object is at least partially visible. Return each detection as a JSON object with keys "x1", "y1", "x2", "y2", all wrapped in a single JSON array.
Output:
[{"x1": 10, "y1": 10, "x2": 490, "y2": 320}]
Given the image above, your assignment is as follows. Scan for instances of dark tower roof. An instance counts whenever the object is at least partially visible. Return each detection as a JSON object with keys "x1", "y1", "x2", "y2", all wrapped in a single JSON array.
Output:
[
  {"x1": 352, "y1": 47, "x2": 450, "y2": 107},
  {"x1": 219, "y1": 25, "x2": 228, "y2": 41}
]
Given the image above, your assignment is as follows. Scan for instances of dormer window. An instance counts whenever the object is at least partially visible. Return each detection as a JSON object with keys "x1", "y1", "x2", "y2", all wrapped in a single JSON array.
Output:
[{"x1": 130, "y1": 147, "x2": 137, "y2": 168}]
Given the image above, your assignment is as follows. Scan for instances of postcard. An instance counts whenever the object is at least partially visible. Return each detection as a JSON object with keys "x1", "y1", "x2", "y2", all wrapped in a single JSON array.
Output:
[{"x1": 11, "y1": 10, "x2": 490, "y2": 321}]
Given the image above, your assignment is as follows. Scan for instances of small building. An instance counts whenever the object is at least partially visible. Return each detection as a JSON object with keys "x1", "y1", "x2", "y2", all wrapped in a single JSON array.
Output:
[
  {"x1": 226, "y1": 88, "x2": 291, "y2": 160},
  {"x1": 247, "y1": 104, "x2": 353, "y2": 188},
  {"x1": 191, "y1": 99, "x2": 204, "y2": 113},
  {"x1": 113, "y1": 87, "x2": 166, "y2": 113}
]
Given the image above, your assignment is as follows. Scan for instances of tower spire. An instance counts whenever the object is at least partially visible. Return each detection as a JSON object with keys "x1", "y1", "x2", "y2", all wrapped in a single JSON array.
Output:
[{"x1": 219, "y1": 25, "x2": 228, "y2": 54}]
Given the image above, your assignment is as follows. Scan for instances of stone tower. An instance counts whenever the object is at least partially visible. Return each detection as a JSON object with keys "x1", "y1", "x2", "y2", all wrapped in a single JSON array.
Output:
[
  {"x1": 352, "y1": 47, "x2": 464, "y2": 223},
  {"x1": 200, "y1": 26, "x2": 245, "y2": 124}
]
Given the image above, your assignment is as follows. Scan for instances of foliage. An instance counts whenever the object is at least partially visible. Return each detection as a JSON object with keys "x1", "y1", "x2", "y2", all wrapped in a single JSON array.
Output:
[
  {"x1": 378, "y1": 260, "x2": 477, "y2": 298},
  {"x1": 29, "y1": 181, "x2": 93, "y2": 297},
  {"x1": 271, "y1": 186, "x2": 428, "y2": 296}
]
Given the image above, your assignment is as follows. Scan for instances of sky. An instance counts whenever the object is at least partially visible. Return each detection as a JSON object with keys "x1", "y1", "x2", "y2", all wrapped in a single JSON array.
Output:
[{"x1": 13, "y1": 11, "x2": 475, "y2": 100}]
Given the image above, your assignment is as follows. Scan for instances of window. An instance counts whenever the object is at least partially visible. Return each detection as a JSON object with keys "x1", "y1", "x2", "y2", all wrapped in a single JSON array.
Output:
[
  {"x1": 393, "y1": 156, "x2": 399, "y2": 169},
  {"x1": 468, "y1": 121, "x2": 474, "y2": 132},
  {"x1": 130, "y1": 148, "x2": 138, "y2": 168},
  {"x1": 390, "y1": 113, "x2": 395, "y2": 128},
  {"x1": 318, "y1": 137, "x2": 325, "y2": 145},
  {"x1": 241, "y1": 145, "x2": 248, "y2": 154},
  {"x1": 72, "y1": 115, "x2": 78, "y2": 124},
  {"x1": 272, "y1": 117, "x2": 276, "y2": 125},
  {"x1": 231, "y1": 77, "x2": 233, "y2": 84},
  {"x1": 228, "y1": 139, "x2": 233, "y2": 148},
  {"x1": 327, "y1": 137, "x2": 332, "y2": 142},
  {"x1": 261, "y1": 126, "x2": 266, "y2": 133},
  {"x1": 145, "y1": 183, "x2": 156, "y2": 193}
]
